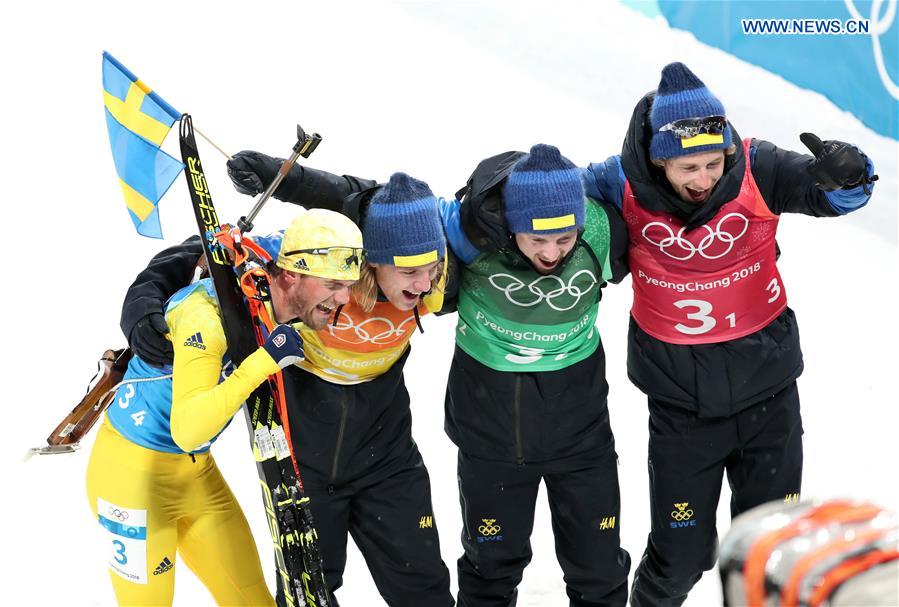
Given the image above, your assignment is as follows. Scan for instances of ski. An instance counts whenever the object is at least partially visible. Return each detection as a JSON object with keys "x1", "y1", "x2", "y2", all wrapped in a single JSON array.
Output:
[{"x1": 178, "y1": 114, "x2": 330, "y2": 607}]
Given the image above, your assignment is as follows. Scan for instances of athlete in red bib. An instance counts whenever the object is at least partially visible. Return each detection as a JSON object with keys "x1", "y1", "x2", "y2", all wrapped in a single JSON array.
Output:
[
  {"x1": 625, "y1": 138, "x2": 786, "y2": 344},
  {"x1": 584, "y1": 62, "x2": 878, "y2": 607}
]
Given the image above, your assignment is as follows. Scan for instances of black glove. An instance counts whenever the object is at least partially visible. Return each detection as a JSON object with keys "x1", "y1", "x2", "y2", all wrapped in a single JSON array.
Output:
[
  {"x1": 261, "y1": 324, "x2": 305, "y2": 369},
  {"x1": 129, "y1": 312, "x2": 173, "y2": 367},
  {"x1": 226, "y1": 150, "x2": 283, "y2": 196},
  {"x1": 800, "y1": 133, "x2": 878, "y2": 192}
]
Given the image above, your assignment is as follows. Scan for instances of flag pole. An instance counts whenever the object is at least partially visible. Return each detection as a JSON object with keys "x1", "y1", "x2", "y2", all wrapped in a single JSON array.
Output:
[{"x1": 193, "y1": 126, "x2": 233, "y2": 161}]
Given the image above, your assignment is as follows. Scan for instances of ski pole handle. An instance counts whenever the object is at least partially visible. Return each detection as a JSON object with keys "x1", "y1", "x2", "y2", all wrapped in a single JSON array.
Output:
[{"x1": 238, "y1": 125, "x2": 322, "y2": 233}]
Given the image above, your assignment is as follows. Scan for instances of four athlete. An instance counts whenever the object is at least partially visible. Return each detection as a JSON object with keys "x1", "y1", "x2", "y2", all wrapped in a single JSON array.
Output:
[{"x1": 89, "y1": 62, "x2": 878, "y2": 606}]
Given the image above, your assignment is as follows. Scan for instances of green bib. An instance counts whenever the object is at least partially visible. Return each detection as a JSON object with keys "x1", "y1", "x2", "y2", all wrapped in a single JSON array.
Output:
[{"x1": 455, "y1": 199, "x2": 613, "y2": 371}]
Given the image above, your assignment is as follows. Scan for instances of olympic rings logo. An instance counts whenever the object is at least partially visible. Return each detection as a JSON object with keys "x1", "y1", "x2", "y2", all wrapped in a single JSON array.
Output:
[
  {"x1": 478, "y1": 519, "x2": 502, "y2": 536},
  {"x1": 108, "y1": 507, "x2": 129, "y2": 522},
  {"x1": 845, "y1": 0, "x2": 898, "y2": 100},
  {"x1": 642, "y1": 213, "x2": 749, "y2": 261},
  {"x1": 327, "y1": 311, "x2": 418, "y2": 346},
  {"x1": 488, "y1": 269, "x2": 597, "y2": 311},
  {"x1": 671, "y1": 509, "x2": 694, "y2": 521},
  {"x1": 670, "y1": 503, "x2": 694, "y2": 521}
]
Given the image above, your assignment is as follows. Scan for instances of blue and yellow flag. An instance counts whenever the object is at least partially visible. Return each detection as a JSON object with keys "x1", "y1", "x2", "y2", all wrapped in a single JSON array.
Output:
[{"x1": 102, "y1": 52, "x2": 183, "y2": 239}]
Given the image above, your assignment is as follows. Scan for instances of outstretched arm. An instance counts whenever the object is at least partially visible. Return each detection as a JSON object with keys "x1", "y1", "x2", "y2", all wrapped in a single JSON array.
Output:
[
  {"x1": 227, "y1": 150, "x2": 378, "y2": 211},
  {"x1": 750, "y1": 135, "x2": 876, "y2": 216}
]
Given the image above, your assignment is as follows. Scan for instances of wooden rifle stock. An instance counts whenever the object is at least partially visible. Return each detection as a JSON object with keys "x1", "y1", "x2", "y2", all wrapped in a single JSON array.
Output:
[{"x1": 33, "y1": 348, "x2": 133, "y2": 454}]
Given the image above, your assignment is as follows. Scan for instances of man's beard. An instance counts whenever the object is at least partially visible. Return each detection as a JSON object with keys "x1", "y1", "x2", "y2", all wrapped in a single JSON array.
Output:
[
  {"x1": 302, "y1": 312, "x2": 329, "y2": 331},
  {"x1": 293, "y1": 294, "x2": 335, "y2": 331}
]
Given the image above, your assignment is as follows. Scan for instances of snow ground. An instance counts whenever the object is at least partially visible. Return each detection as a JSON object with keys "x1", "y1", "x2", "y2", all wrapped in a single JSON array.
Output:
[{"x1": 3, "y1": 2, "x2": 897, "y2": 606}]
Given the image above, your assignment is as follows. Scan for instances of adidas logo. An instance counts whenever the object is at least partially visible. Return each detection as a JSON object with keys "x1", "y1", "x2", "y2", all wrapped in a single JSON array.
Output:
[
  {"x1": 184, "y1": 332, "x2": 206, "y2": 350},
  {"x1": 153, "y1": 557, "x2": 173, "y2": 576},
  {"x1": 294, "y1": 258, "x2": 309, "y2": 271}
]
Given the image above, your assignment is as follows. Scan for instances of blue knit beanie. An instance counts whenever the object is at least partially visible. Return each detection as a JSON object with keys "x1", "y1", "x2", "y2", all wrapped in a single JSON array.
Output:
[
  {"x1": 649, "y1": 62, "x2": 732, "y2": 160},
  {"x1": 364, "y1": 172, "x2": 446, "y2": 267},
  {"x1": 503, "y1": 144, "x2": 584, "y2": 234}
]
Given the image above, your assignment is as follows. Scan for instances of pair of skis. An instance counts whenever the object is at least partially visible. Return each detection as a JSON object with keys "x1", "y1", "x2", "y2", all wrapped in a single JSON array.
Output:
[{"x1": 179, "y1": 114, "x2": 329, "y2": 607}]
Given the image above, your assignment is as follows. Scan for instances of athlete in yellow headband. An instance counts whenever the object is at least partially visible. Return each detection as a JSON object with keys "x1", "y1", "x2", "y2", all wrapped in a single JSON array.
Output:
[{"x1": 86, "y1": 208, "x2": 361, "y2": 606}]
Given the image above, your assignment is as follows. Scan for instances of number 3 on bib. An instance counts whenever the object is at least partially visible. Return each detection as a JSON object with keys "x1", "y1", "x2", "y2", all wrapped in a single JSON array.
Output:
[
  {"x1": 674, "y1": 277, "x2": 783, "y2": 336},
  {"x1": 673, "y1": 300, "x2": 739, "y2": 335},
  {"x1": 766, "y1": 277, "x2": 782, "y2": 304},
  {"x1": 674, "y1": 299, "x2": 716, "y2": 335}
]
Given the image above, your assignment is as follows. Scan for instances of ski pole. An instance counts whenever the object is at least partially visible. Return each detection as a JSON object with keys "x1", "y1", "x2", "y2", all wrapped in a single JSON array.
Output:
[{"x1": 237, "y1": 124, "x2": 322, "y2": 233}]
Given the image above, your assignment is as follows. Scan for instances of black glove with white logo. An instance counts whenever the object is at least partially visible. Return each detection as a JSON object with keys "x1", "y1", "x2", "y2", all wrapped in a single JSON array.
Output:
[
  {"x1": 262, "y1": 324, "x2": 305, "y2": 369},
  {"x1": 226, "y1": 150, "x2": 282, "y2": 196},
  {"x1": 800, "y1": 132, "x2": 878, "y2": 193},
  {"x1": 129, "y1": 312, "x2": 173, "y2": 367}
]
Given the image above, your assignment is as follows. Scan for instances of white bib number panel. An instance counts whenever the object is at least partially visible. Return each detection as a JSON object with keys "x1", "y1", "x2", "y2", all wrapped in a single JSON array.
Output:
[{"x1": 97, "y1": 497, "x2": 148, "y2": 584}]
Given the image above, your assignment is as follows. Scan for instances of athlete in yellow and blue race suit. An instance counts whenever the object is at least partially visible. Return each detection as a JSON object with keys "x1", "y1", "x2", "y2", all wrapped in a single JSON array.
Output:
[
  {"x1": 87, "y1": 209, "x2": 363, "y2": 606},
  {"x1": 122, "y1": 171, "x2": 457, "y2": 606}
]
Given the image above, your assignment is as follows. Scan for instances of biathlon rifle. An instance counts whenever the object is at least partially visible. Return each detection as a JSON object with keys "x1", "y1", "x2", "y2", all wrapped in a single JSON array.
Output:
[{"x1": 30, "y1": 348, "x2": 133, "y2": 455}]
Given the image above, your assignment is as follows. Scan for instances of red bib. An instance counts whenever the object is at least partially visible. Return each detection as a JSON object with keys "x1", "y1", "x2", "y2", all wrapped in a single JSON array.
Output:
[{"x1": 624, "y1": 139, "x2": 787, "y2": 344}]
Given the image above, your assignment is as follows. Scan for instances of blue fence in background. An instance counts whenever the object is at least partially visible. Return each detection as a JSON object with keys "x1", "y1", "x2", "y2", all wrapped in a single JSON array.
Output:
[{"x1": 647, "y1": 1, "x2": 897, "y2": 140}]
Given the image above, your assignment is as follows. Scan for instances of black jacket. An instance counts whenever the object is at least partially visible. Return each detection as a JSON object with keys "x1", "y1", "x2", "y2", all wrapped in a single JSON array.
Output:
[
  {"x1": 616, "y1": 92, "x2": 840, "y2": 417},
  {"x1": 286, "y1": 348, "x2": 419, "y2": 483}
]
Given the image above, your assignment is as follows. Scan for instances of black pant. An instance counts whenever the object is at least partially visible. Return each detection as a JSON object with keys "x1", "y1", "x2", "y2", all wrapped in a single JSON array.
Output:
[
  {"x1": 276, "y1": 450, "x2": 453, "y2": 607},
  {"x1": 630, "y1": 382, "x2": 803, "y2": 607},
  {"x1": 457, "y1": 451, "x2": 630, "y2": 607}
]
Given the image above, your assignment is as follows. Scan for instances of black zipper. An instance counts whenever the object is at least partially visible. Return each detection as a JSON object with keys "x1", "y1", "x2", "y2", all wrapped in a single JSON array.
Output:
[
  {"x1": 330, "y1": 391, "x2": 349, "y2": 482},
  {"x1": 514, "y1": 376, "x2": 524, "y2": 465}
]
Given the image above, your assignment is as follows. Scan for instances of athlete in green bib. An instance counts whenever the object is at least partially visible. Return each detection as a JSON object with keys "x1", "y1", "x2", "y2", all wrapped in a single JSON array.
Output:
[
  {"x1": 455, "y1": 194, "x2": 612, "y2": 371},
  {"x1": 445, "y1": 144, "x2": 631, "y2": 607}
]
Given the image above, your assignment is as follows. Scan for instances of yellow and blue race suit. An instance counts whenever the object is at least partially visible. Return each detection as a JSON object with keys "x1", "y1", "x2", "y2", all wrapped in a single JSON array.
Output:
[
  {"x1": 86, "y1": 279, "x2": 281, "y2": 606},
  {"x1": 121, "y1": 231, "x2": 456, "y2": 604}
]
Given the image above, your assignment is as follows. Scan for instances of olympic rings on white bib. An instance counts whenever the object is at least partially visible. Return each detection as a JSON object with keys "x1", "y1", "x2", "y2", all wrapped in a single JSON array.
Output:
[
  {"x1": 642, "y1": 212, "x2": 749, "y2": 261},
  {"x1": 488, "y1": 269, "x2": 598, "y2": 311}
]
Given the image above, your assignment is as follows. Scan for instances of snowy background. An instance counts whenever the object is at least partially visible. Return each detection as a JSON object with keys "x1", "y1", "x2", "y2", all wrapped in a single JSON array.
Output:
[{"x1": 3, "y1": 1, "x2": 897, "y2": 605}]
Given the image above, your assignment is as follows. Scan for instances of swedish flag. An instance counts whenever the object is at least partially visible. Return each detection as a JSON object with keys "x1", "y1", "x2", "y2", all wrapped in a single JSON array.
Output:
[{"x1": 102, "y1": 52, "x2": 183, "y2": 239}]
